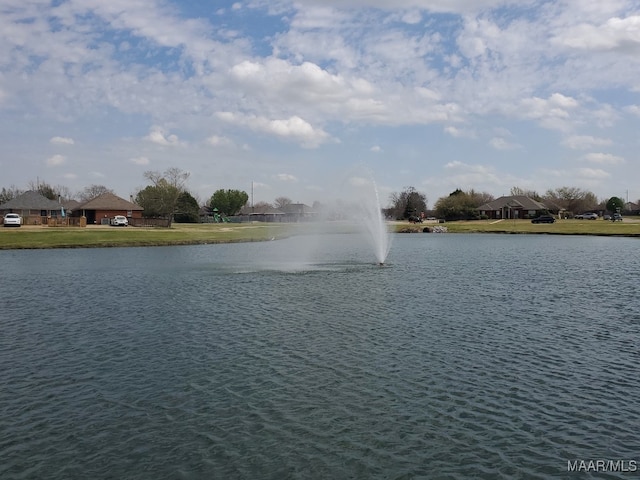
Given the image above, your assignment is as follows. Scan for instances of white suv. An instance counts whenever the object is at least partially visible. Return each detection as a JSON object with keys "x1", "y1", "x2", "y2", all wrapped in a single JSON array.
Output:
[{"x1": 110, "y1": 215, "x2": 128, "y2": 226}]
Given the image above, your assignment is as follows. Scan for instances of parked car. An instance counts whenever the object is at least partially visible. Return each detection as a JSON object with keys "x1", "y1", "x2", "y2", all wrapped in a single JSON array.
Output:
[
  {"x1": 3, "y1": 213, "x2": 22, "y2": 227},
  {"x1": 582, "y1": 212, "x2": 598, "y2": 220},
  {"x1": 574, "y1": 214, "x2": 584, "y2": 219},
  {"x1": 612, "y1": 213, "x2": 623, "y2": 222},
  {"x1": 110, "y1": 215, "x2": 129, "y2": 226},
  {"x1": 531, "y1": 215, "x2": 555, "y2": 224}
]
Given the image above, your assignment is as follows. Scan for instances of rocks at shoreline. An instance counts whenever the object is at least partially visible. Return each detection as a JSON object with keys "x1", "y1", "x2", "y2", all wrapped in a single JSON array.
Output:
[{"x1": 398, "y1": 225, "x2": 448, "y2": 233}]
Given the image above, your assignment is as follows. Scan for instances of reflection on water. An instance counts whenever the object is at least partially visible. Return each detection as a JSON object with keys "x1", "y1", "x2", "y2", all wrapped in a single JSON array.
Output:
[{"x1": 1, "y1": 234, "x2": 639, "y2": 479}]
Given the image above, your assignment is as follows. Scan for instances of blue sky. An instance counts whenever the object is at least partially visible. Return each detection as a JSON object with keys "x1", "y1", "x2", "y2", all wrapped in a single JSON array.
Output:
[{"x1": 1, "y1": 0, "x2": 639, "y2": 207}]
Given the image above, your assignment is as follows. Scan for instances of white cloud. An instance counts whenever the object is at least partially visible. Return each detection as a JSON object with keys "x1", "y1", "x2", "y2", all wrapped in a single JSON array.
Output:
[
  {"x1": 274, "y1": 173, "x2": 298, "y2": 182},
  {"x1": 50, "y1": 136, "x2": 75, "y2": 145},
  {"x1": 552, "y1": 15, "x2": 640, "y2": 52},
  {"x1": 444, "y1": 126, "x2": 476, "y2": 138},
  {"x1": 439, "y1": 160, "x2": 515, "y2": 192},
  {"x1": 489, "y1": 137, "x2": 520, "y2": 150},
  {"x1": 144, "y1": 126, "x2": 182, "y2": 147},
  {"x1": 217, "y1": 112, "x2": 330, "y2": 148},
  {"x1": 46, "y1": 154, "x2": 66, "y2": 166},
  {"x1": 577, "y1": 167, "x2": 610, "y2": 179},
  {"x1": 401, "y1": 10, "x2": 422, "y2": 25},
  {"x1": 130, "y1": 156, "x2": 150, "y2": 165},
  {"x1": 563, "y1": 135, "x2": 612, "y2": 150},
  {"x1": 516, "y1": 93, "x2": 580, "y2": 131},
  {"x1": 1, "y1": 0, "x2": 639, "y2": 204},
  {"x1": 584, "y1": 152, "x2": 625, "y2": 165},
  {"x1": 206, "y1": 135, "x2": 233, "y2": 147},
  {"x1": 289, "y1": 0, "x2": 520, "y2": 15},
  {"x1": 625, "y1": 105, "x2": 640, "y2": 116}
]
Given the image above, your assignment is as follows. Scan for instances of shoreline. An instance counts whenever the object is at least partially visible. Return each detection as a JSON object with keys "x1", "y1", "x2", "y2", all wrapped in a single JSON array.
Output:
[{"x1": 0, "y1": 220, "x2": 638, "y2": 250}]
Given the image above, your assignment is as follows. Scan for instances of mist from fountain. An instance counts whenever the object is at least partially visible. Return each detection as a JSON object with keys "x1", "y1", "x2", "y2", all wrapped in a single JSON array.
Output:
[{"x1": 343, "y1": 169, "x2": 392, "y2": 265}]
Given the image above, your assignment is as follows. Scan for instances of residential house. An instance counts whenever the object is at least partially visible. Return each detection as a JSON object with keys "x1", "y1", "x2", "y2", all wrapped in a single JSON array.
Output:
[
  {"x1": 248, "y1": 207, "x2": 286, "y2": 222},
  {"x1": 281, "y1": 203, "x2": 315, "y2": 222},
  {"x1": 477, "y1": 195, "x2": 552, "y2": 220},
  {"x1": 623, "y1": 201, "x2": 639, "y2": 215},
  {"x1": 0, "y1": 190, "x2": 64, "y2": 225},
  {"x1": 73, "y1": 192, "x2": 143, "y2": 225}
]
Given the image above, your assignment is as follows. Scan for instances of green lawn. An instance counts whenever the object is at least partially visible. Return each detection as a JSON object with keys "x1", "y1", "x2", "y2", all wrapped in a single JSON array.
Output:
[
  {"x1": 395, "y1": 218, "x2": 640, "y2": 236},
  {"x1": 0, "y1": 223, "x2": 289, "y2": 249},
  {"x1": 1, "y1": 218, "x2": 638, "y2": 250}
]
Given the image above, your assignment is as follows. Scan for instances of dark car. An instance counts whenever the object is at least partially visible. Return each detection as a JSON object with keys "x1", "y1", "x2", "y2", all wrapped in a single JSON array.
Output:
[{"x1": 531, "y1": 215, "x2": 555, "y2": 224}]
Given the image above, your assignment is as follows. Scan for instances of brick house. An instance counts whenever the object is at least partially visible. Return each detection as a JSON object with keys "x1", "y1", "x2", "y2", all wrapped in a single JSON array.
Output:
[
  {"x1": 477, "y1": 195, "x2": 552, "y2": 220},
  {"x1": 73, "y1": 192, "x2": 143, "y2": 225},
  {"x1": 0, "y1": 190, "x2": 64, "y2": 225}
]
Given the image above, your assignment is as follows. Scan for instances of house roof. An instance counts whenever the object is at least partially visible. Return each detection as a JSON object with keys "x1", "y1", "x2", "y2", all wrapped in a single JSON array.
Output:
[
  {"x1": 77, "y1": 192, "x2": 143, "y2": 211},
  {"x1": 0, "y1": 190, "x2": 63, "y2": 210},
  {"x1": 250, "y1": 208, "x2": 285, "y2": 215},
  {"x1": 477, "y1": 195, "x2": 549, "y2": 211},
  {"x1": 63, "y1": 199, "x2": 81, "y2": 211},
  {"x1": 282, "y1": 203, "x2": 314, "y2": 214}
]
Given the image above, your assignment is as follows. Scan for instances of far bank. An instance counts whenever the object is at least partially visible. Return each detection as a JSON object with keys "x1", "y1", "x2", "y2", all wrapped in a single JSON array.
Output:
[{"x1": 0, "y1": 218, "x2": 639, "y2": 250}]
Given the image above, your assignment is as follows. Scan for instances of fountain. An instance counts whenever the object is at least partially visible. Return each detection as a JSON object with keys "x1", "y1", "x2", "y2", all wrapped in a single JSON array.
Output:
[{"x1": 344, "y1": 169, "x2": 391, "y2": 265}]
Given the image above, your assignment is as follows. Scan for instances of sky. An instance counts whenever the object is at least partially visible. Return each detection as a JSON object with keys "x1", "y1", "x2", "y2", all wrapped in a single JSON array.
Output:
[{"x1": 1, "y1": 0, "x2": 639, "y2": 207}]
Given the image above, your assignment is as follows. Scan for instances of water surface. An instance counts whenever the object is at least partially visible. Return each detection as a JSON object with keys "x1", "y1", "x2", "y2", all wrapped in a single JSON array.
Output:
[{"x1": 1, "y1": 233, "x2": 639, "y2": 479}]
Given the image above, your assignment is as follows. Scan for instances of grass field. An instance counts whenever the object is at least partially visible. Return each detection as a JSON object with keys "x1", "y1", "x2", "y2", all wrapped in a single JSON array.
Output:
[
  {"x1": 1, "y1": 218, "x2": 638, "y2": 250},
  {"x1": 408, "y1": 218, "x2": 640, "y2": 236},
  {"x1": 0, "y1": 223, "x2": 289, "y2": 249}
]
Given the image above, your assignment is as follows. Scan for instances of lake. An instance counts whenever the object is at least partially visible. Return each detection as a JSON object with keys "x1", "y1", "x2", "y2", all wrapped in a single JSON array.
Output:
[{"x1": 1, "y1": 232, "x2": 639, "y2": 479}]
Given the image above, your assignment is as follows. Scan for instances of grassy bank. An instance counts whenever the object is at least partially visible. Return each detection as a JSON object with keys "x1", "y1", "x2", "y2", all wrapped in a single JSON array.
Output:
[
  {"x1": 0, "y1": 223, "x2": 289, "y2": 250},
  {"x1": 393, "y1": 218, "x2": 640, "y2": 236},
  {"x1": 1, "y1": 218, "x2": 639, "y2": 250}
]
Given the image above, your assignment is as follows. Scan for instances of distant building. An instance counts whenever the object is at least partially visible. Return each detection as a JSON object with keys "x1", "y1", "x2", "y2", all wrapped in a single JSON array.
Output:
[
  {"x1": 0, "y1": 190, "x2": 64, "y2": 225},
  {"x1": 477, "y1": 195, "x2": 552, "y2": 220},
  {"x1": 281, "y1": 203, "x2": 315, "y2": 221},
  {"x1": 73, "y1": 192, "x2": 143, "y2": 225},
  {"x1": 624, "y1": 201, "x2": 639, "y2": 215}
]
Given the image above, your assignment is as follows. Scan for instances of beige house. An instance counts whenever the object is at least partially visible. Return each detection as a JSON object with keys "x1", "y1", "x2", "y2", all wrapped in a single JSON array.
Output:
[{"x1": 0, "y1": 190, "x2": 64, "y2": 225}]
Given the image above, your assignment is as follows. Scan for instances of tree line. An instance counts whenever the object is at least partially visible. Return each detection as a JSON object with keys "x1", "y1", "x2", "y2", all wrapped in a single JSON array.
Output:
[
  {"x1": 0, "y1": 168, "x2": 250, "y2": 226},
  {"x1": 387, "y1": 186, "x2": 632, "y2": 221},
  {"x1": 1, "y1": 171, "x2": 634, "y2": 224}
]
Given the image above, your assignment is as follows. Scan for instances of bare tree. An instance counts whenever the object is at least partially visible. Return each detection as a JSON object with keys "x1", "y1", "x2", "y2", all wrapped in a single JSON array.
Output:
[
  {"x1": 78, "y1": 184, "x2": 113, "y2": 202},
  {"x1": 26, "y1": 180, "x2": 72, "y2": 201},
  {"x1": 510, "y1": 186, "x2": 542, "y2": 201},
  {"x1": 274, "y1": 196, "x2": 293, "y2": 209},
  {"x1": 467, "y1": 189, "x2": 494, "y2": 206},
  {"x1": 544, "y1": 187, "x2": 598, "y2": 214},
  {"x1": 252, "y1": 201, "x2": 273, "y2": 213},
  {"x1": 0, "y1": 185, "x2": 24, "y2": 204}
]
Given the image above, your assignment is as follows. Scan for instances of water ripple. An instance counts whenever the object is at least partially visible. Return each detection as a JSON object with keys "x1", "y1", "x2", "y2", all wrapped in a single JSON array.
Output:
[{"x1": 1, "y1": 234, "x2": 639, "y2": 479}]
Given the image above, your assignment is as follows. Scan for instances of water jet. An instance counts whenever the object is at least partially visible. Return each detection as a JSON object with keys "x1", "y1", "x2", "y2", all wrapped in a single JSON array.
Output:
[{"x1": 344, "y1": 166, "x2": 391, "y2": 265}]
